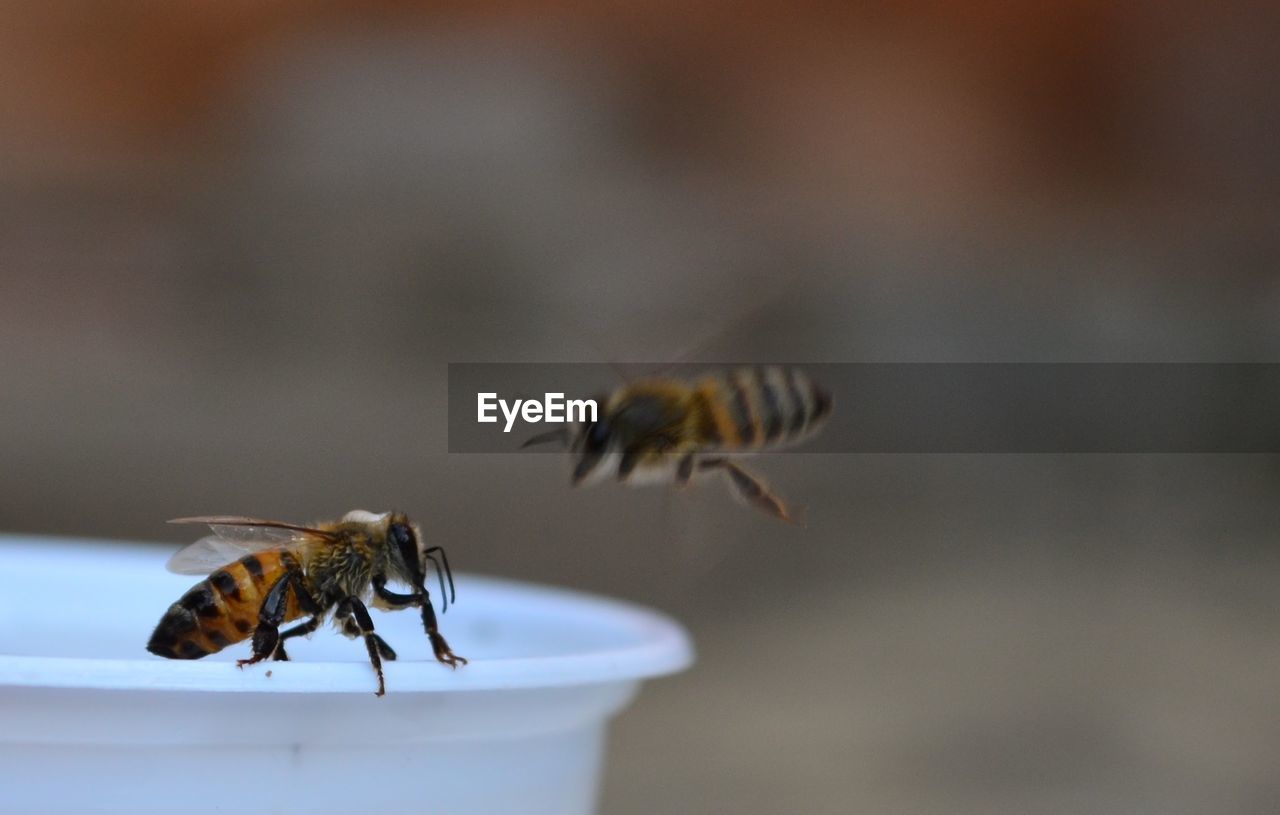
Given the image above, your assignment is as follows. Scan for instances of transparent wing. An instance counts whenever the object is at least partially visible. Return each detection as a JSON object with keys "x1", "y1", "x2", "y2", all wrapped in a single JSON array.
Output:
[
  {"x1": 164, "y1": 516, "x2": 334, "y2": 575},
  {"x1": 164, "y1": 535, "x2": 276, "y2": 575}
]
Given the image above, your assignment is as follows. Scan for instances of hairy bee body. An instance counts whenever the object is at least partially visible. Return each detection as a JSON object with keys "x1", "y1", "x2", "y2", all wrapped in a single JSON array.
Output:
[
  {"x1": 576, "y1": 366, "x2": 831, "y2": 482},
  {"x1": 147, "y1": 510, "x2": 465, "y2": 695},
  {"x1": 533, "y1": 366, "x2": 831, "y2": 523}
]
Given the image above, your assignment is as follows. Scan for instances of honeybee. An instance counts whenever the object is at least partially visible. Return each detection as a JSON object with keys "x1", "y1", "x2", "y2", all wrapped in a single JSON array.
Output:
[
  {"x1": 524, "y1": 366, "x2": 831, "y2": 523},
  {"x1": 147, "y1": 510, "x2": 466, "y2": 696}
]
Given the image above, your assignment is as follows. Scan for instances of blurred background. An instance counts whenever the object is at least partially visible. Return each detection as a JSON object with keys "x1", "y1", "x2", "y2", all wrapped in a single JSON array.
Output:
[{"x1": 2, "y1": 3, "x2": 1279, "y2": 813}]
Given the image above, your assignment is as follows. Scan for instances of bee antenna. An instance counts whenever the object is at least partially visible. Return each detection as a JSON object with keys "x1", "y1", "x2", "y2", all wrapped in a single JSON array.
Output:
[
  {"x1": 424, "y1": 545, "x2": 457, "y2": 608},
  {"x1": 521, "y1": 428, "x2": 570, "y2": 449},
  {"x1": 423, "y1": 552, "x2": 447, "y2": 612}
]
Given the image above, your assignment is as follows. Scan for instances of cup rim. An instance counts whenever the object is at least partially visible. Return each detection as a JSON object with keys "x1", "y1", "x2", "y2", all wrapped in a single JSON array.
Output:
[{"x1": 0, "y1": 535, "x2": 695, "y2": 694}]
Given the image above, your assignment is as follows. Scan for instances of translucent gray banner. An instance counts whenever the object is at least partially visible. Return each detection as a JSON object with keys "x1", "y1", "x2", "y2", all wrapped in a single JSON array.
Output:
[{"x1": 448, "y1": 363, "x2": 1280, "y2": 453}]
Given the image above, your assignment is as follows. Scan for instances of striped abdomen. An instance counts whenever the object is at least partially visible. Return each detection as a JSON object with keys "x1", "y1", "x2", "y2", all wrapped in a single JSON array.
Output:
[
  {"x1": 147, "y1": 550, "x2": 306, "y2": 660},
  {"x1": 695, "y1": 366, "x2": 831, "y2": 450}
]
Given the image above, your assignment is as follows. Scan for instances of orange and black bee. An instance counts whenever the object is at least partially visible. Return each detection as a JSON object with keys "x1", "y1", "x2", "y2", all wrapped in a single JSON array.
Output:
[
  {"x1": 147, "y1": 510, "x2": 466, "y2": 696},
  {"x1": 524, "y1": 366, "x2": 831, "y2": 523}
]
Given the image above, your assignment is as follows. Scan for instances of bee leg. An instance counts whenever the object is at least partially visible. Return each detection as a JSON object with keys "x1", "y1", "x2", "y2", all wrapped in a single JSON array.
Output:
[
  {"x1": 372, "y1": 636, "x2": 397, "y2": 661},
  {"x1": 341, "y1": 611, "x2": 395, "y2": 660},
  {"x1": 273, "y1": 615, "x2": 323, "y2": 661},
  {"x1": 698, "y1": 457, "x2": 801, "y2": 525},
  {"x1": 345, "y1": 598, "x2": 398, "y2": 660},
  {"x1": 618, "y1": 448, "x2": 640, "y2": 480},
  {"x1": 279, "y1": 615, "x2": 322, "y2": 640},
  {"x1": 373, "y1": 575, "x2": 419, "y2": 608},
  {"x1": 374, "y1": 575, "x2": 462, "y2": 665},
  {"x1": 420, "y1": 596, "x2": 468, "y2": 669},
  {"x1": 675, "y1": 453, "x2": 696, "y2": 486},
  {"x1": 340, "y1": 597, "x2": 389, "y2": 697},
  {"x1": 336, "y1": 609, "x2": 362, "y2": 638},
  {"x1": 237, "y1": 574, "x2": 291, "y2": 668},
  {"x1": 239, "y1": 572, "x2": 320, "y2": 668}
]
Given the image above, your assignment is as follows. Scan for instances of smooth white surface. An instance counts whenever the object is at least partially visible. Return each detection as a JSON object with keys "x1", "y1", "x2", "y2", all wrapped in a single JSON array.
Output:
[{"x1": 0, "y1": 535, "x2": 694, "y2": 815}]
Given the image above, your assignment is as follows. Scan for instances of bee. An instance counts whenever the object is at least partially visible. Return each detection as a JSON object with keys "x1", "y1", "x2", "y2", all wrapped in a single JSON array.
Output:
[
  {"x1": 147, "y1": 510, "x2": 466, "y2": 696},
  {"x1": 523, "y1": 366, "x2": 831, "y2": 523}
]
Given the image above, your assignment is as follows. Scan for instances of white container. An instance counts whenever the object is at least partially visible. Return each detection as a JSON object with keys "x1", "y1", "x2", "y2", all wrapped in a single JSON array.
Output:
[{"x1": 0, "y1": 536, "x2": 693, "y2": 815}]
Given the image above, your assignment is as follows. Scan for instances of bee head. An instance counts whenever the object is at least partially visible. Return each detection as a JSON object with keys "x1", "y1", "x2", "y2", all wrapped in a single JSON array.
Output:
[
  {"x1": 519, "y1": 392, "x2": 616, "y2": 485},
  {"x1": 387, "y1": 513, "x2": 457, "y2": 611},
  {"x1": 386, "y1": 515, "x2": 423, "y2": 585},
  {"x1": 570, "y1": 416, "x2": 614, "y2": 485},
  {"x1": 571, "y1": 391, "x2": 685, "y2": 485}
]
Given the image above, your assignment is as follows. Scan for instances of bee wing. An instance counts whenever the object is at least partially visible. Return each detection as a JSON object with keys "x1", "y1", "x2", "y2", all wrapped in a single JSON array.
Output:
[
  {"x1": 164, "y1": 535, "x2": 274, "y2": 575},
  {"x1": 164, "y1": 516, "x2": 336, "y2": 575}
]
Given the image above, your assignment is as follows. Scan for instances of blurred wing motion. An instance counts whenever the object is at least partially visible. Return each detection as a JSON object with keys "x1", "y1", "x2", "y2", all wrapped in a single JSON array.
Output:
[{"x1": 164, "y1": 516, "x2": 336, "y2": 575}]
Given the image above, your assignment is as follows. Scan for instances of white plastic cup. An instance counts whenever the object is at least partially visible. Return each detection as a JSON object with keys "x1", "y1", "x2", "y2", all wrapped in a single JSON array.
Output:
[{"x1": 0, "y1": 536, "x2": 693, "y2": 815}]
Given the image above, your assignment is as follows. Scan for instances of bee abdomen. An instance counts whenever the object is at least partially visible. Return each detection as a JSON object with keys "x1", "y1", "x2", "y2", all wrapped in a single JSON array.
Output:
[
  {"x1": 700, "y1": 367, "x2": 831, "y2": 450},
  {"x1": 775, "y1": 366, "x2": 831, "y2": 441},
  {"x1": 147, "y1": 551, "x2": 302, "y2": 660}
]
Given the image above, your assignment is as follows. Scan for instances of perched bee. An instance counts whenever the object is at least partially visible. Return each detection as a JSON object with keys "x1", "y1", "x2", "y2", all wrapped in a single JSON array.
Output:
[
  {"x1": 147, "y1": 510, "x2": 466, "y2": 696},
  {"x1": 524, "y1": 366, "x2": 831, "y2": 523}
]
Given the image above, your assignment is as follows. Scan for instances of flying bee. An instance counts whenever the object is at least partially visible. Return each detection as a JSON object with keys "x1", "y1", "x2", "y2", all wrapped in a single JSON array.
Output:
[
  {"x1": 524, "y1": 366, "x2": 831, "y2": 523},
  {"x1": 147, "y1": 510, "x2": 466, "y2": 696}
]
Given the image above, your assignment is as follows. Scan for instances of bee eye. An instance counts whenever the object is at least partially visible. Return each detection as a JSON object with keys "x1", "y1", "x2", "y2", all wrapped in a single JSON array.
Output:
[
  {"x1": 585, "y1": 421, "x2": 610, "y2": 452},
  {"x1": 390, "y1": 523, "x2": 415, "y2": 553},
  {"x1": 389, "y1": 523, "x2": 424, "y2": 578}
]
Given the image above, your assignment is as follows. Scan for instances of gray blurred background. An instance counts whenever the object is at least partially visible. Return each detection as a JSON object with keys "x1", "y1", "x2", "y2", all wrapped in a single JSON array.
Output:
[{"x1": 2, "y1": 3, "x2": 1279, "y2": 813}]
